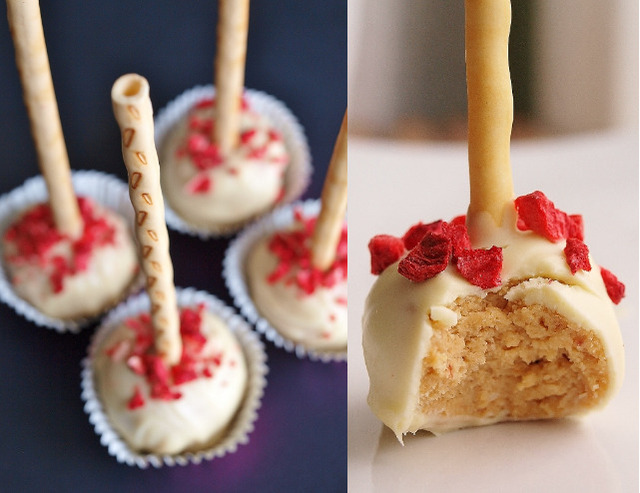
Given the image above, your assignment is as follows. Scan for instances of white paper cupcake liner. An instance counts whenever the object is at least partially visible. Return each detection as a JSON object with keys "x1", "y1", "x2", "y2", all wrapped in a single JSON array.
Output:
[
  {"x1": 80, "y1": 287, "x2": 268, "y2": 468},
  {"x1": 223, "y1": 199, "x2": 347, "y2": 363},
  {"x1": 154, "y1": 85, "x2": 312, "y2": 239},
  {"x1": 0, "y1": 171, "x2": 144, "y2": 333}
]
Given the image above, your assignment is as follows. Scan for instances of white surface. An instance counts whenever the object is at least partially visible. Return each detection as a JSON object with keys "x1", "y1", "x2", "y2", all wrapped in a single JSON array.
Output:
[{"x1": 348, "y1": 131, "x2": 638, "y2": 492}]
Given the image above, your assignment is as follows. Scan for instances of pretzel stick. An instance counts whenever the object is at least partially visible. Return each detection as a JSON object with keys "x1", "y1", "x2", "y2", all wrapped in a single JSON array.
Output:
[
  {"x1": 214, "y1": 0, "x2": 250, "y2": 155},
  {"x1": 465, "y1": 0, "x2": 514, "y2": 234},
  {"x1": 311, "y1": 110, "x2": 348, "y2": 271},
  {"x1": 6, "y1": 0, "x2": 82, "y2": 238},
  {"x1": 111, "y1": 74, "x2": 181, "y2": 366}
]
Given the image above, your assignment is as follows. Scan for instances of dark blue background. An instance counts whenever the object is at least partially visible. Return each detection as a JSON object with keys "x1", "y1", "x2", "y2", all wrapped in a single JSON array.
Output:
[{"x1": 0, "y1": 1, "x2": 346, "y2": 491}]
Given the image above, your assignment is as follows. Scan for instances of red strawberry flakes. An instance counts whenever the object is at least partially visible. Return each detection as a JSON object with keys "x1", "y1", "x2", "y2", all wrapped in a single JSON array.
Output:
[
  {"x1": 368, "y1": 193, "x2": 624, "y2": 303},
  {"x1": 514, "y1": 191, "x2": 584, "y2": 242},
  {"x1": 368, "y1": 235, "x2": 405, "y2": 275},
  {"x1": 4, "y1": 198, "x2": 117, "y2": 293},
  {"x1": 402, "y1": 220, "x2": 446, "y2": 250},
  {"x1": 455, "y1": 246, "x2": 503, "y2": 289},
  {"x1": 398, "y1": 233, "x2": 452, "y2": 282},
  {"x1": 127, "y1": 386, "x2": 145, "y2": 410},
  {"x1": 600, "y1": 267, "x2": 625, "y2": 304},
  {"x1": 266, "y1": 209, "x2": 348, "y2": 295},
  {"x1": 185, "y1": 173, "x2": 212, "y2": 194},
  {"x1": 179, "y1": 95, "x2": 287, "y2": 185},
  {"x1": 443, "y1": 222, "x2": 471, "y2": 259},
  {"x1": 105, "y1": 304, "x2": 231, "y2": 409},
  {"x1": 564, "y1": 238, "x2": 591, "y2": 274}
]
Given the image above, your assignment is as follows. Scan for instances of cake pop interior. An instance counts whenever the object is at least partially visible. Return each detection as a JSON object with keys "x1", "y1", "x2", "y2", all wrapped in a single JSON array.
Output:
[{"x1": 420, "y1": 282, "x2": 608, "y2": 426}]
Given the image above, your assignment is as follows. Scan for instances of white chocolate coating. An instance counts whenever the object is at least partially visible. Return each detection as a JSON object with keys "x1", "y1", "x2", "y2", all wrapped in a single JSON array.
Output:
[
  {"x1": 93, "y1": 309, "x2": 248, "y2": 455},
  {"x1": 160, "y1": 101, "x2": 289, "y2": 229},
  {"x1": 247, "y1": 234, "x2": 347, "y2": 352},
  {"x1": 2, "y1": 200, "x2": 138, "y2": 320},
  {"x1": 362, "y1": 206, "x2": 624, "y2": 439}
]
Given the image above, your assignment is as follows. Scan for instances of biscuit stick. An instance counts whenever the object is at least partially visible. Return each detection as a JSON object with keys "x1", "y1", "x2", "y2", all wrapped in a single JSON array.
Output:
[
  {"x1": 111, "y1": 74, "x2": 181, "y2": 366},
  {"x1": 311, "y1": 110, "x2": 348, "y2": 271},
  {"x1": 6, "y1": 0, "x2": 82, "y2": 238},
  {"x1": 214, "y1": 0, "x2": 250, "y2": 155},
  {"x1": 465, "y1": 0, "x2": 514, "y2": 237}
]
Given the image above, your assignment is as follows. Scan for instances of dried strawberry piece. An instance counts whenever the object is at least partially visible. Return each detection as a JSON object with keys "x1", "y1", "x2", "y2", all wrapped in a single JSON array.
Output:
[
  {"x1": 127, "y1": 386, "x2": 145, "y2": 410},
  {"x1": 402, "y1": 220, "x2": 445, "y2": 250},
  {"x1": 515, "y1": 191, "x2": 569, "y2": 242},
  {"x1": 455, "y1": 246, "x2": 503, "y2": 289},
  {"x1": 49, "y1": 255, "x2": 70, "y2": 293},
  {"x1": 268, "y1": 129, "x2": 282, "y2": 142},
  {"x1": 240, "y1": 129, "x2": 257, "y2": 144},
  {"x1": 564, "y1": 238, "x2": 591, "y2": 274},
  {"x1": 185, "y1": 173, "x2": 212, "y2": 194},
  {"x1": 151, "y1": 383, "x2": 182, "y2": 401},
  {"x1": 195, "y1": 97, "x2": 215, "y2": 109},
  {"x1": 398, "y1": 233, "x2": 452, "y2": 282},
  {"x1": 248, "y1": 146, "x2": 268, "y2": 160},
  {"x1": 172, "y1": 364, "x2": 198, "y2": 385},
  {"x1": 449, "y1": 215, "x2": 466, "y2": 227},
  {"x1": 368, "y1": 234, "x2": 405, "y2": 275},
  {"x1": 600, "y1": 267, "x2": 625, "y2": 304},
  {"x1": 265, "y1": 212, "x2": 347, "y2": 294},
  {"x1": 443, "y1": 222, "x2": 471, "y2": 259},
  {"x1": 567, "y1": 214, "x2": 584, "y2": 241},
  {"x1": 187, "y1": 134, "x2": 209, "y2": 154},
  {"x1": 145, "y1": 354, "x2": 171, "y2": 387}
]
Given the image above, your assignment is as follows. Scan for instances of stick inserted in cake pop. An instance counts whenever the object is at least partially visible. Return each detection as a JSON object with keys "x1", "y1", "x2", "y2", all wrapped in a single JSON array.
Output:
[
  {"x1": 6, "y1": 0, "x2": 82, "y2": 238},
  {"x1": 111, "y1": 74, "x2": 181, "y2": 366},
  {"x1": 465, "y1": 0, "x2": 514, "y2": 237},
  {"x1": 214, "y1": 0, "x2": 250, "y2": 155},
  {"x1": 311, "y1": 110, "x2": 348, "y2": 272}
]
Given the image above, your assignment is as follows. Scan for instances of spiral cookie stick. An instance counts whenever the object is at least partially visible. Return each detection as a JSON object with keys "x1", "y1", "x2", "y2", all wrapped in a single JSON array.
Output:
[
  {"x1": 465, "y1": 0, "x2": 514, "y2": 239},
  {"x1": 214, "y1": 0, "x2": 250, "y2": 155},
  {"x1": 6, "y1": 0, "x2": 82, "y2": 238},
  {"x1": 311, "y1": 109, "x2": 348, "y2": 271},
  {"x1": 111, "y1": 74, "x2": 181, "y2": 365}
]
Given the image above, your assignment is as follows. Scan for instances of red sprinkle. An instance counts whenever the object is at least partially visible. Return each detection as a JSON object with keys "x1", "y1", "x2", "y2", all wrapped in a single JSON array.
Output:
[
  {"x1": 266, "y1": 209, "x2": 348, "y2": 296},
  {"x1": 127, "y1": 386, "x2": 145, "y2": 410},
  {"x1": 564, "y1": 237, "x2": 591, "y2": 274},
  {"x1": 369, "y1": 193, "x2": 624, "y2": 304},
  {"x1": 185, "y1": 173, "x2": 212, "y2": 194},
  {"x1": 402, "y1": 220, "x2": 445, "y2": 250},
  {"x1": 600, "y1": 267, "x2": 625, "y2": 304},
  {"x1": 368, "y1": 235, "x2": 405, "y2": 275},
  {"x1": 4, "y1": 198, "x2": 117, "y2": 293},
  {"x1": 398, "y1": 233, "x2": 452, "y2": 282},
  {"x1": 106, "y1": 304, "x2": 229, "y2": 409},
  {"x1": 240, "y1": 129, "x2": 257, "y2": 144},
  {"x1": 455, "y1": 246, "x2": 503, "y2": 289},
  {"x1": 515, "y1": 191, "x2": 578, "y2": 242}
]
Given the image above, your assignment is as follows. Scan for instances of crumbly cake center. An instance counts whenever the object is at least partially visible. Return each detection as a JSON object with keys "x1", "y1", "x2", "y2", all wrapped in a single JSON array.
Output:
[{"x1": 419, "y1": 285, "x2": 609, "y2": 421}]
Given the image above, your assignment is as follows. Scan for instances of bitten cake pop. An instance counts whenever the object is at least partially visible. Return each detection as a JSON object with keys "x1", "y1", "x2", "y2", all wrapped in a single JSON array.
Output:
[
  {"x1": 91, "y1": 74, "x2": 249, "y2": 457},
  {"x1": 157, "y1": 0, "x2": 306, "y2": 234},
  {"x1": 1, "y1": 0, "x2": 138, "y2": 322},
  {"x1": 244, "y1": 111, "x2": 347, "y2": 355},
  {"x1": 362, "y1": 0, "x2": 625, "y2": 440}
]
